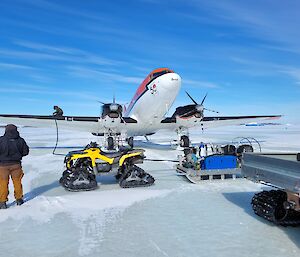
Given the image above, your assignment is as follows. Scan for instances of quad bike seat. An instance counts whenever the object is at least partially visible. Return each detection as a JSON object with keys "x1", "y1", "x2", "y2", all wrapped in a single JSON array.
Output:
[{"x1": 100, "y1": 150, "x2": 123, "y2": 158}]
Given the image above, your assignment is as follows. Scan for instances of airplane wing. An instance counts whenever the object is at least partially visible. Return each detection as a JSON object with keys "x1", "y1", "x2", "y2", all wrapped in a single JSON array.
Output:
[
  {"x1": 0, "y1": 114, "x2": 137, "y2": 134},
  {"x1": 200, "y1": 115, "x2": 281, "y2": 129},
  {"x1": 0, "y1": 113, "x2": 281, "y2": 138},
  {"x1": 160, "y1": 115, "x2": 282, "y2": 131},
  {"x1": 164, "y1": 92, "x2": 282, "y2": 132},
  {"x1": 0, "y1": 114, "x2": 99, "y2": 132}
]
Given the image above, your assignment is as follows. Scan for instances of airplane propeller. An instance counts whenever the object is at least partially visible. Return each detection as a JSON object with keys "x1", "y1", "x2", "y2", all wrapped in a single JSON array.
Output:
[
  {"x1": 97, "y1": 100, "x2": 106, "y2": 105},
  {"x1": 186, "y1": 91, "x2": 219, "y2": 113},
  {"x1": 97, "y1": 98, "x2": 119, "y2": 112},
  {"x1": 177, "y1": 92, "x2": 219, "y2": 118},
  {"x1": 98, "y1": 96, "x2": 127, "y2": 123}
]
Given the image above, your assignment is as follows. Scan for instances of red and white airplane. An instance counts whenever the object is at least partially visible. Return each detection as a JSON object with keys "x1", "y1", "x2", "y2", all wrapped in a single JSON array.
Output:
[{"x1": 0, "y1": 68, "x2": 280, "y2": 147}]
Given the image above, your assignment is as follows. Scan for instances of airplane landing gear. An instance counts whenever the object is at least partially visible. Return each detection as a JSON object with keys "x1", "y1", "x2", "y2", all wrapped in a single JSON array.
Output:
[
  {"x1": 170, "y1": 128, "x2": 190, "y2": 149},
  {"x1": 103, "y1": 132, "x2": 134, "y2": 150},
  {"x1": 107, "y1": 136, "x2": 115, "y2": 150},
  {"x1": 126, "y1": 137, "x2": 134, "y2": 148},
  {"x1": 176, "y1": 127, "x2": 190, "y2": 148},
  {"x1": 180, "y1": 135, "x2": 190, "y2": 147}
]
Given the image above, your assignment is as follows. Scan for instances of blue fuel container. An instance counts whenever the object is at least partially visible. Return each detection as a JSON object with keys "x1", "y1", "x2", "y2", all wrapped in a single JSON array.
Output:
[{"x1": 202, "y1": 155, "x2": 237, "y2": 170}]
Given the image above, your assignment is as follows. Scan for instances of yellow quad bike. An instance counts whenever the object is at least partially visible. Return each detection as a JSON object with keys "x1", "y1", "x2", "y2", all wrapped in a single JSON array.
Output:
[{"x1": 59, "y1": 142, "x2": 154, "y2": 191}]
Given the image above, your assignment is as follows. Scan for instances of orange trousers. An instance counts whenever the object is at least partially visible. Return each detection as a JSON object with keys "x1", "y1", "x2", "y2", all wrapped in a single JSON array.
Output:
[{"x1": 0, "y1": 164, "x2": 24, "y2": 202}]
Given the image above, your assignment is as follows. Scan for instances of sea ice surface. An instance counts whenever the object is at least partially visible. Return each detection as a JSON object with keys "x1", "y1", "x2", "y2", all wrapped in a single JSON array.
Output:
[{"x1": 0, "y1": 124, "x2": 299, "y2": 257}]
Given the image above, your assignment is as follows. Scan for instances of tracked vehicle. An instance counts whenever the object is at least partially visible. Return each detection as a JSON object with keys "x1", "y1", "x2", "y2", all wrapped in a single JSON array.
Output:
[
  {"x1": 59, "y1": 142, "x2": 154, "y2": 191},
  {"x1": 242, "y1": 153, "x2": 300, "y2": 226}
]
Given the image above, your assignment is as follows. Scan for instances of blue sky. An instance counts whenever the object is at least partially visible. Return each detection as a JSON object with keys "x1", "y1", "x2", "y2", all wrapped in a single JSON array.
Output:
[{"x1": 0, "y1": 0, "x2": 299, "y2": 122}]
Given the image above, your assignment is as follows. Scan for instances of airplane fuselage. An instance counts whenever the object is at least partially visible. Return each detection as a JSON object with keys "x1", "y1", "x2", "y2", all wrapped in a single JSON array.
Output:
[{"x1": 123, "y1": 68, "x2": 181, "y2": 136}]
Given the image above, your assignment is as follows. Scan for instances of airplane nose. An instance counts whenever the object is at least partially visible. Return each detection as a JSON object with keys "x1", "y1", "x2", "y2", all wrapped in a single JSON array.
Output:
[
  {"x1": 156, "y1": 72, "x2": 182, "y2": 92},
  {"x1": 170, "y1": 73, "x2": 181, "y2": 83},
  {"x1": 170, "y1": 73, "x2": 181, "y2": 89}
]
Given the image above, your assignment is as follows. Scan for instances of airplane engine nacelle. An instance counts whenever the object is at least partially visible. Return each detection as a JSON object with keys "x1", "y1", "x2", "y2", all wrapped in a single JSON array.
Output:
[
  {"x1": 172, "y1": 104, "x2": 203, "y2": 119},
  {"x1": 101, "y1": 103, "x2": 123, "y2": 129},
  {"x1": 101, "y1": 103, "x2": 123, "y2": 119}
]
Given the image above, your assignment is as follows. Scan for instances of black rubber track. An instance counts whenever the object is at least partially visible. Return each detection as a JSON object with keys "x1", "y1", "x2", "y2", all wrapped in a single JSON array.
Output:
[
  {"x1": 251, "y1": 190, "x2": 300, "y2": 226},
  {"x1": 119, "y1": 165, "x2": 155, "y2": 188},
  {"x1": 59, "y1": 168, "x2": 98, "y2": 192}
]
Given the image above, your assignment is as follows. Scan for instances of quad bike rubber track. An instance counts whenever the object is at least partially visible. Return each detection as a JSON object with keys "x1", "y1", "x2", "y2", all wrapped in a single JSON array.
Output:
[
  {"x1": 251, "y1": 190, "x2": 300, "y2": 226},
  {"x1": 118, "y1": 165, "x2": 155, "y2": 188},
  {"x1": 59, "y1": 167, "x2": 98, "y2": 192}
]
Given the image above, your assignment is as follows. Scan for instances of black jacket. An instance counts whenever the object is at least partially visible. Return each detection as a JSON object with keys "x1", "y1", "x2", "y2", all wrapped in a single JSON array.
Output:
[{"x1": 0, "y1": 129, "x2": 29, "y2": 165}]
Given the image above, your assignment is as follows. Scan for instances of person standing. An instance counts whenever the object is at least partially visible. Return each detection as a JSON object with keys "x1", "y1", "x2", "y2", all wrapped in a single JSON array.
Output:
[
  {"x1": 0, "y1": 124, "x2": 29, "y2": 209},
  {"x1": 199, "y1": 142, "x2": 207, "y2": 158}
]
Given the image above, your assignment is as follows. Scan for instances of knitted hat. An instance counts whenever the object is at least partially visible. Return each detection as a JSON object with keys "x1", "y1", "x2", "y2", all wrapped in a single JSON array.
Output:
[{"x1": 5, "y1": 124, "x2": 18, "y2": 132}]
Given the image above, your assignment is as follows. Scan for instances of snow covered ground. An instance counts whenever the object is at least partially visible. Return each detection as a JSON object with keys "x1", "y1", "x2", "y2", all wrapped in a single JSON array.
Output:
[{"x1": 0, "y1": 124, "x2": 299, "y2": 257}]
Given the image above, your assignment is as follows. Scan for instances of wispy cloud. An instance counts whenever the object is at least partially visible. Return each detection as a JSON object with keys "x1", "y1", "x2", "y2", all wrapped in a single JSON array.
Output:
[
  {"x1": 0, "y1": 62, "x2": 54, "y2": 83},
  {"x1": 67, "y1": 66, "x2": 143, "y2": 85},
  {"x1": 19, "y1": 97, "x2": 103, "y2": 109},
  {"x1": 1, "y1": 41, "x2": 126, "y2": 66},
  {"x1": 184, "y1": 79, "x2": 219, "y2": 89},
  {"x1": 187, "y1": 1, "x2": 300, "y2": 52},
  {"x1": 14, "y1": 40, "x2": 83, "y2": 55},
  {"x1": 279, "y1": 67, "x2": 300, "y2": 84},
  {"x1": 0, "y1": 40, "x2": 139, "y2": 85},
  {"x1": 0, "y1": 84, "x2": 49, "y2": 94},
  {"x1": 231, "y1": 56, "x2": 300, "y2": 84},
  {"x1": 16, "y1": 0, "x2": 108, "y2": 22},
  {"x1": 259, "y1": 44, "x2": 300, "y2": 55},
  {"x1": 0, "y1": 49, "x2": 71, "y2": 62},
  {"x1": 0, "y1": 83, "x2": 101, "y2": 101},
  {"x1": 0, "y1": 62, "x2": 36, "y2": 70}
]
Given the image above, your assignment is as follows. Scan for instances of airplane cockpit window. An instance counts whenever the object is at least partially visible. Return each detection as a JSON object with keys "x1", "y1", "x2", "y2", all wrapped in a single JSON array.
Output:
[{"x1": 151, "y1": 70, "x2": 171, "y2": 80}]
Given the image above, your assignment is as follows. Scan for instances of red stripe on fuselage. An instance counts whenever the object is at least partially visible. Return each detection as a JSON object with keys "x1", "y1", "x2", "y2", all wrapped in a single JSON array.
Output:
[
  {"x1": 125, "y1": 68, "x2": 174, "y2": 115},
  {"x1": 126, "y1": 76, "x2": 150, "y2": 114}
]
